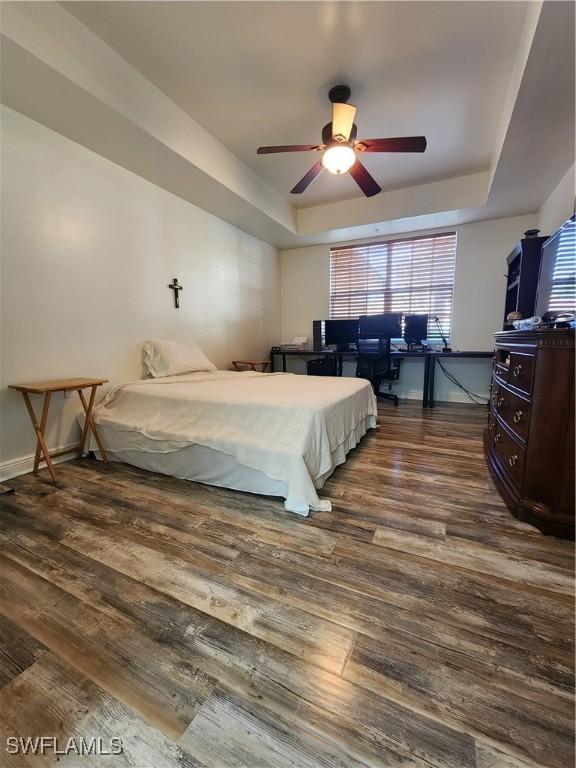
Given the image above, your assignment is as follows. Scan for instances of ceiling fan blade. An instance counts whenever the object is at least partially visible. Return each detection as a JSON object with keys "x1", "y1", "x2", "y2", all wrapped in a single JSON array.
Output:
[
  {"x1": 332, "y1": 103, "x2": 357, "y2": 142},
  {"x1": 290, "y1": 161, "x2": 324, "y2": 194},
  {"x1": 355, "y1": 136, "x2": 427, "y2": 153},
  {"x1": 257, "y1": 144, "x2": 324, "y2": 154},
  {"x1": 349, "y1": 160, "x2": 381, "y2": 197}
]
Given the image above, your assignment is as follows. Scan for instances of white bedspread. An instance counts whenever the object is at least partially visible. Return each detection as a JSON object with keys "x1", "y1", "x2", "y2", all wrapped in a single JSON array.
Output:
[{"x1": 92, "y1": 371, "x2": 377, "y2": 515}]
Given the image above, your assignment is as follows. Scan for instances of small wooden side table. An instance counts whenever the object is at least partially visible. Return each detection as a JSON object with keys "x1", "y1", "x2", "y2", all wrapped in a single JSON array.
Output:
[
  {"x1": 232, "y1": 359, "x2": 270, "y2": 372},
  {"x1": 8, "y1": 378, "x2": 108, "y2": 483}
]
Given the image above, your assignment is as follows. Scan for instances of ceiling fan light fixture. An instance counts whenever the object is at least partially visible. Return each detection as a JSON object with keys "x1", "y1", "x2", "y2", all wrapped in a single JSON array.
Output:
[
  {"x1": 256, "y1": 86, "x2": 426, "y2": 196},
  {"x1": 321, "y1": 145, "x2": 356, "y2": 175}
]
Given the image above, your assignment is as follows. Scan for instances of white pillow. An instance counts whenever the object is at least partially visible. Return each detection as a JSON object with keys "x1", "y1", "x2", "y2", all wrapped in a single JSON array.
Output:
[{"x1": 143, "y1": 339, "x2": 216, "y2": 378}]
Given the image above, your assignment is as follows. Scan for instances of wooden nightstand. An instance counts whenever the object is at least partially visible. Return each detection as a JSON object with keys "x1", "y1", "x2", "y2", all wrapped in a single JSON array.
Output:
[
  {"x1": 8, "y1": 378, "x2": 108, "y2": 483},
  {"x1": 232, "y1": 359, "x2": 270, "y2": 372}
]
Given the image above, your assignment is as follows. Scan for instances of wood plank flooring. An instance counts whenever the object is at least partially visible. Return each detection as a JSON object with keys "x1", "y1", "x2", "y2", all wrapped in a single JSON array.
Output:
[{"x1": 0, "y1": 402, "x2": 573, "y2": 768}]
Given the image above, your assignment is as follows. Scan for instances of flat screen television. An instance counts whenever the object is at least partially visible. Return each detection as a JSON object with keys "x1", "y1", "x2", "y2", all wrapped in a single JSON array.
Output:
[{"x1": 535, "y1": 215, "x2": 576, "y2": 318}]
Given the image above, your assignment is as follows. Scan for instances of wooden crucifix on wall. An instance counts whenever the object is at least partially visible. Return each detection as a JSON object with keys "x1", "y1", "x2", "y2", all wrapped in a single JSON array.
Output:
[{"x1": 168, "y1": 278, "x2": 183, "y2": 308}]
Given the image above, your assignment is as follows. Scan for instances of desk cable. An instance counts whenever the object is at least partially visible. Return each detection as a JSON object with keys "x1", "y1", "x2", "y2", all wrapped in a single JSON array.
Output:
[{"x1": 435, "y1": 357, "x2": 489, "y2": 406}]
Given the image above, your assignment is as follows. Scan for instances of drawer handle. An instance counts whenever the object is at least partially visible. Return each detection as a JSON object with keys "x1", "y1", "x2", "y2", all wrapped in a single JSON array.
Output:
[
  {"x1": 512, "y1": 364, "x2": 523, "y2": 378},
  {"x1": 497, "y1": 396, "x2": 505, "y2": 407},
  {"x1": 513, "y1": 410, "x2": 523, "y2": 423},
  {"x1": 508, "y1": 454, "x2": 519, "y2": 467},
  {"x1": 495, "y1": 432, "x2": 502, "y2": 444}
]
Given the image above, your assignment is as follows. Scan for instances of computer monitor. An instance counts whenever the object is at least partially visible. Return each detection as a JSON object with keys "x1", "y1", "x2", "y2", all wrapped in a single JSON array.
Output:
[
  {"x1": 359, "y1": 313, "x2": 402, "y2": 339},
  {"x1": 404, "y1": 314, "x2": 429, "y2": 345},
  {"x1": 324, "y1": 319, "x2": 359, "y2": 347}
]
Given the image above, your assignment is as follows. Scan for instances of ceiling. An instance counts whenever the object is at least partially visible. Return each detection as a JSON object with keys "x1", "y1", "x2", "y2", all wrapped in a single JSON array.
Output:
[
  {"x1": 2, "y1": 1, "x2": 573, "y2": 248},
  {"x1": 65, "y1": 1, "x2": 529, "y2": 206}
]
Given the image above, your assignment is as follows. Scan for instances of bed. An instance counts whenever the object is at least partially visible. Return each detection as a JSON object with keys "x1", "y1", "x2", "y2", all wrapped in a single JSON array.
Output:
[{"x1": 88, "y1": 368, "x2": 377, "y2": 516}]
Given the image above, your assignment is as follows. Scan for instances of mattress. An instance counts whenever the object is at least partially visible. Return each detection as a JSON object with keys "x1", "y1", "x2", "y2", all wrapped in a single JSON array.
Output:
[{"x1": 89, "y1": 370, "x2": 377, "y2": 515}]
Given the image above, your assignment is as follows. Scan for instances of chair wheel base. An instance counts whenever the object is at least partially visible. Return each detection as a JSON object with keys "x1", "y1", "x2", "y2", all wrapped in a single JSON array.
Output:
[{"x1": 378, "y1": 392, "x2": 399, "y2": 406}]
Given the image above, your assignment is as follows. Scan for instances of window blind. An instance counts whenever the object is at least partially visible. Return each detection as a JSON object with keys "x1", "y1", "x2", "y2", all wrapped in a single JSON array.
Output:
[
  {"x1": 330, "y1": 232, "x2": 457, "y2": 339},
  {"x1": 547, "y1": 218, "x2": 576, "y2": 313}
]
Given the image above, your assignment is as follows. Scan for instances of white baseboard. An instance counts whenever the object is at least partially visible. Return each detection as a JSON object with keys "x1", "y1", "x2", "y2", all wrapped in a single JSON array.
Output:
[{"x1": 0, "y1": 443, "x2": 77, "y2": 482}]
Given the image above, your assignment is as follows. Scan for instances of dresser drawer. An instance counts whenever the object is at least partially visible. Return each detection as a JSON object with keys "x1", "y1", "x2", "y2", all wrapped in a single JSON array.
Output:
[
  {"x1": 493, "y1": 360, "x2": 509, "y2": 380},
  {"x1": 487, "y1": 410, "x2": 498, "y2": 440},
  {"x1": 493, "y1": 384, "x2": 531, "y2": 443},
  {"x1": 489, "y1": 379, "x2": 500, "y2": 410},
  {"x1": 505, "y1": 351, "x2": 535, "y2": 395},
  {"x1": 492, "y1": 423, "x2": 525, "y2": 488},
  {"x1": 493, "y1": 347, "x2": 512, "y2": 378}
]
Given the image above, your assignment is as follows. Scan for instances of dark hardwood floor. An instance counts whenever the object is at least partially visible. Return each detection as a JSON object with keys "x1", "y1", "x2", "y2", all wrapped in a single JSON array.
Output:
[{"x1": 0, "y1": 402, "x2": 574, "y2": 767}]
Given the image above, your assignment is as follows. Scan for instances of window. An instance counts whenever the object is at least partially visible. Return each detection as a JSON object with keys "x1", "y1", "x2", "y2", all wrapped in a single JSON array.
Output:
[
  {"x1": 329, "y1": 232, "x2": 457, "y2": 339},
  {"x1": 547, "y1": 218, "x2": 576, "y2": 313}
]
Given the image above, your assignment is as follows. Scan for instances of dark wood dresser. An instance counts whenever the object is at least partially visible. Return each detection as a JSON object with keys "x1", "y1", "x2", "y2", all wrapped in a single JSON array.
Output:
[{"x1": 484, "y1": 328, "x2": 575, "y2": 539}]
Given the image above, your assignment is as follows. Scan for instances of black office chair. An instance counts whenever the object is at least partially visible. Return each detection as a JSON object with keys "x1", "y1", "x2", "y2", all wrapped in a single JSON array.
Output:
[
  {"x1": 356, "y1": 341, "x2": 400, "y2": 405},
  {"x1": 306, "y1": 356, "x2": 338, "y2": 376}
]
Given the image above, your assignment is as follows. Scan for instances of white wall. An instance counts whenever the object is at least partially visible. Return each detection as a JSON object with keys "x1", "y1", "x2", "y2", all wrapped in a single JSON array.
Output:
[
  {"x1": 0, "y1": 107, "x2": 280, "y2": 470},
  {"x1": 280, "y1": 214, "x2": 536, "y2": 402},
  {"x1": 537, "y1": 164, "x2": 575, "y2": 235}
]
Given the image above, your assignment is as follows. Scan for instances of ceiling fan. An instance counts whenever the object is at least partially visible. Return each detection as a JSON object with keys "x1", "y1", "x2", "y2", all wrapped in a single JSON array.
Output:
[{"x1": 257, "y1": 85, "x2": 427, "y2": 197}]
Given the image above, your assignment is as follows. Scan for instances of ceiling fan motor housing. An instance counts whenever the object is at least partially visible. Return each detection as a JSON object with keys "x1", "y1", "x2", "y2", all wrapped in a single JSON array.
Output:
[
  {"x1": 328, "y1": 85, "x2": 351, "y2": 104},
  {"x1": 322, "y1": 122, "x2": 357, "y2": 146}
]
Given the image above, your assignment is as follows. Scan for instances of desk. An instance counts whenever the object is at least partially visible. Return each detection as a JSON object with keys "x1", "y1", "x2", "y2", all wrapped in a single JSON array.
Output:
[
  {"x1": 269, "y1": 348, "x2": 432, "y2": 407},
  {"x1": 270, "y1": 347, "x2": 495, "y2": 408},
  {"x1": 8, "y1": 377, "x2": 108, "y2": 483}
]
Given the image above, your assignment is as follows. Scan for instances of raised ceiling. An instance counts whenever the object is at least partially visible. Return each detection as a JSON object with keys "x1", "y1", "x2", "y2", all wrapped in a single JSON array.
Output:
[
  {"x1": 65, "y1": 1, "x2": 528, "y2": 206},
  {"x1": 2, "y1": 2, "x2": 573, "y2": 248}
]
